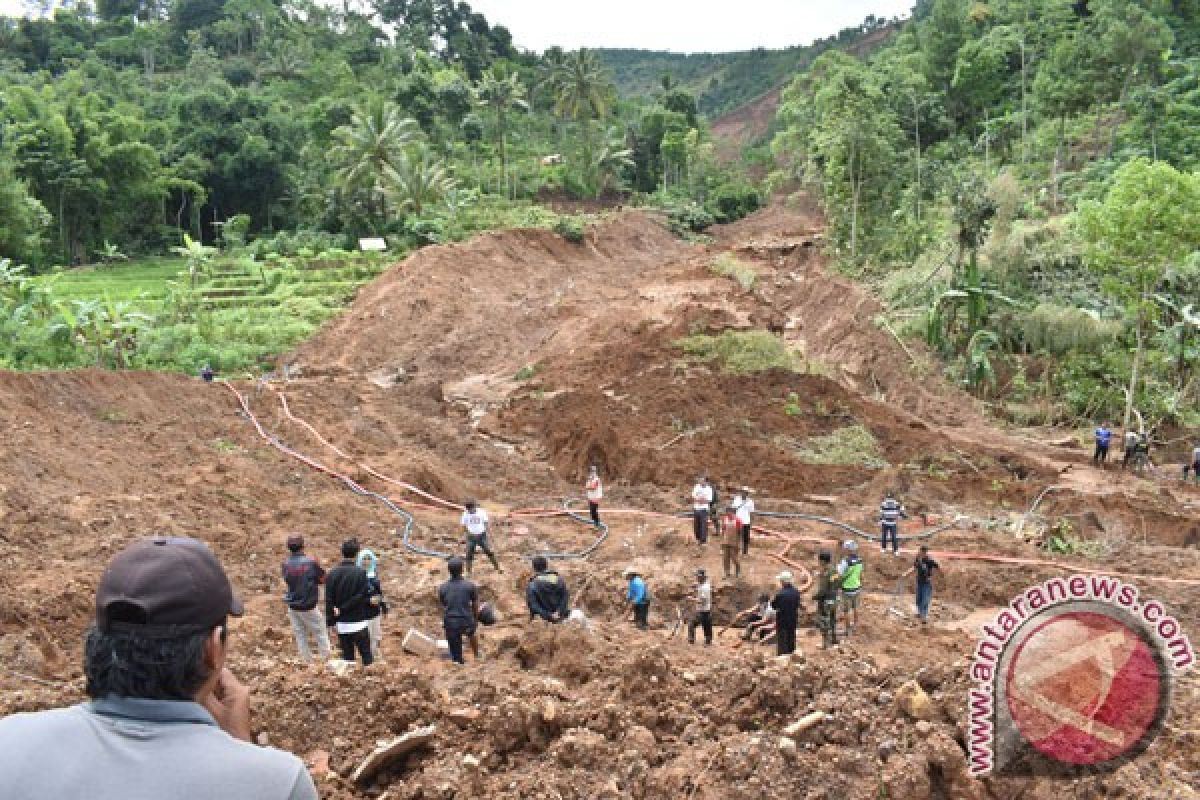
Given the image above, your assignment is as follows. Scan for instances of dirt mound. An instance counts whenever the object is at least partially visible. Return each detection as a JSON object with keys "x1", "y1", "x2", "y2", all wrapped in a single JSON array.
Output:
[{"x1": 292, "y1": 212, "x2": 689, "y2": 380}]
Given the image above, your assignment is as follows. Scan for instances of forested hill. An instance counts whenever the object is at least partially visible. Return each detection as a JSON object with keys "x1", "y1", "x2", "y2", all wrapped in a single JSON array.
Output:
[
  {"x1": 596, "y1": 15, "x2": 900, "y2": 117},
  {"x1": 768, "y1": 0, "x2": 1200, "y2": 432}
]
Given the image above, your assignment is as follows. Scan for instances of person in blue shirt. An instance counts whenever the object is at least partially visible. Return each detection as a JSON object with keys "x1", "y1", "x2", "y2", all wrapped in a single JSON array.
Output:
[
  {"x1": 623, "y1": 567, "x2": 650, "y2": 630},
  {"x1": 1093, "y1": 422, "x2": 1113, "y2": 466}
]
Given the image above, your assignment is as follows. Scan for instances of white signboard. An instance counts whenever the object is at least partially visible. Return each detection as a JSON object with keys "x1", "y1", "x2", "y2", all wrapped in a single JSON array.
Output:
[{"x1": 359, "y1": 237, "x2": 388, "y2": 252}]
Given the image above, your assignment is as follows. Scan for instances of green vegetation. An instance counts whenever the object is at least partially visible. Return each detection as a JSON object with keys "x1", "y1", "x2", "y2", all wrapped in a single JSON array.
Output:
[
  {"x1": 676, "y1": 330, "x2": 796, "y2": 374},
  {"x1": 795, "y1": 424, "x2": 887, "y2": 467},
  {"x1": 770, "y1": 0, "x2": 1200, "y2": 428},
  {"x1": 708, "y1": 253, "x2": 757, "y2": 290}
]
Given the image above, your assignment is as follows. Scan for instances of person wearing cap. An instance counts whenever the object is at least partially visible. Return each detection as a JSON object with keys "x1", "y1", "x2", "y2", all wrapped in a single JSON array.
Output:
[
  {"x1": 690, "y1": 476, "x2": 713, "y2": 545},
  {"x1": 461, "y1": 499, "x2": 502, "y2": 575},
  {"x1": 280, "y1": 534, "x2": 330, "y2": 663},
  {"x1": 735, "y1": 487, "x2": 755, "y2": 554},
  {"x1": 719, "y1": 503, "x2": 741, "y2": 579},
  {"x1": 0, "y1": 536, "x2": 317, "y2": 800},
  {"x1": 771, "y1": 571, "x2": 801, "y2": 656},
  {"x1": 356, "y1": 548, "x2": 387, "y2": 660},
  {"x1": 622, "y1": 567, "x2": 651, "y2": 630},
  {"x1": 438, "y1": 557, "x2": 481, "y2": 664},
  {"x1": 837, "y1": 540, "x2": 864, "y2": 638},
  {"x1": 526, "y1": 555, "x2": 570, "y2": 623},
  {"x1": 813, "y1": 551, "x2": 840, "y2": 649},
  {"x1": 686, "y1": 568, "x2": 714, "y2": 645},
  {"x1": 584, "y1": 465, "x2": 603, "y2": 527},
  {"x1": 325, "y1": 539, "x2": 375, "y2": 666}
]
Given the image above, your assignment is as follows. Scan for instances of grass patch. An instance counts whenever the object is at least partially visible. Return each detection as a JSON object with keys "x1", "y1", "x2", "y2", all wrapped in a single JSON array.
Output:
[
  {"x1": 514, "y1": 364, "x2": 538, "y2": 381},
  {"x1": 708, "y1": 253, "x2": 757, "y2": 290},
  {"x1": 794, "y1": 424, "x2": 887, "y2": 467},
  {"x1": 676, "y1": 330, "x2": 796, "y2": 374}
]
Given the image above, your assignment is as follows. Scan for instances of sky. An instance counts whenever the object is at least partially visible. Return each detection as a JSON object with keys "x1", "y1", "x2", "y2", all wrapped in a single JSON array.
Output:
[
  {"x1": 466, "y1": 0, "x2": 915, "y2": 53},
  {"x1": 0, "y1": 1, "x2": 916, "y2": 53}
]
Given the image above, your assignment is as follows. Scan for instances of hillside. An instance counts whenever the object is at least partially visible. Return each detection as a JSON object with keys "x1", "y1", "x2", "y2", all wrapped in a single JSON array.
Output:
[{"x1": 597, "y1": 17, "x2": 899, "y2": 117}]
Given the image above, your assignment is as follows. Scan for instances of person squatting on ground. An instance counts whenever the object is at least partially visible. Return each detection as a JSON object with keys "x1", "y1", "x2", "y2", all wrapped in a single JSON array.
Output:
[
  {"x1": 687, "y1": 568, "x2": 714, "y2": 645},
  {"x1": 813, "y1": 550, "x2": 840, "y2": 649},
  {"x1": 526, "y1": 555, "x2": 570, "y2": 623},
  {"x1": 280, "y1": 534, "x2": 330, "y2": 663},
  {"x1": 438, "y1": 557, "x2": 481, "y2": 665},
  {"x1": 734, "y1": 487, "x2": 754, "y2": 554},
  {"x1": 356, "y1": 548, "x2": 387, "y2": 660},
  {"x1": 734, "y1": 593, "x2": 776, "y2": 643},
  {"x1": 1093, "y1": 421, "x2": 1112, "y2": 466},
  {"x1": 837, "y1": 539, "x2": 863, "y2": 638},
  {"x1": 461, "y1": 499, "x2": 502, "y2": 575},
  {"x1": 0, "y1": 536, "x2": 318, "y2": 800},
  {"x1": 325, "y1": 539, "x2": 374, "y2": 666},
  {"x1": 903, "y1": 545, "x2": 941, "y2": 624},
  {"x1": 585, "y1": 465, "x2": 603, "y2": 527},
  {"x1": 691, "y1": 476, "x2": 713, "y2": 544},
  {"x1": 879, "y1": 491, "x2": 907, "y2": 555},
  {"x1": 623, "y1": 567, "x2": 651, "y2": 630},
  {"x1": 771, "y1": 571, "x2": 801, "y2": 656},
  {"x1": 720, "y1": 504, "x2": 741, "y2": 579},
  {"x1": 1184, "y1": 443, "x2": 1200, "y2": 482}
]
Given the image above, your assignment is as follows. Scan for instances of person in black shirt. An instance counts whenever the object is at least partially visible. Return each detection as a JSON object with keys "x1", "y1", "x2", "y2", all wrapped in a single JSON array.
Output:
[
  {"x1": 903, "y1": 545, "x2": 941, "y2": 624},
  {"x1": 281, "y1": 535, "x2": 330, "y2": 662},
  {"x1": 771, "y1": 571, "x2": 801, "y2": 656},
  {"x1": 526, "y1": 556, "x2": 570, "y2": 622},
  {"x1": 437, "y1": 557, "x2": 480, "y2": 664},
  {"x1": 325, "y1": 539, "x2": 374, "y2": 665}
]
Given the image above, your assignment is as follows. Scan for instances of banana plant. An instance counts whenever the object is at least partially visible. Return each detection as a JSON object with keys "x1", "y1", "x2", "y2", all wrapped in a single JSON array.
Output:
[
  {"x1": 964, "y1": 329, "x2": 1002, "y2": 395},
  {"x1": 172, "y1": 233, "x2": 218, "y2": 288}
]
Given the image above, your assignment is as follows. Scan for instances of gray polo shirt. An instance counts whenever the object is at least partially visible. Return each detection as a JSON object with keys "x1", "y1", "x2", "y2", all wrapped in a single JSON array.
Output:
[{"x1": 0, "y1": 696, "x2": 317, "y2": 800}]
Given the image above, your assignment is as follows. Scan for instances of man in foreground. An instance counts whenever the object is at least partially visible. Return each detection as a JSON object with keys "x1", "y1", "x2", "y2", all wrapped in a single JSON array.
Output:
[
  {"x1": 438, "y1": 557, "x2": 481, "y2": 664},
  {"x1": 813, "y1": 550, "x2": 840, "y2": 649},
  {"x1": 526, "y1": 555, "x2": 570, "y2": 623},
  {"x1": 686, "y1": 568, "x2": 713, "y2": 646},
  {"x1": 622, "y1": 567, "x2": 651, "y2": 630},
  {"x1": 837, "y1": 539, "x2": 863, "y2": 638},
  {"x1": 0, "y1": 536, "x2": 317, "y2": 800},
  {"x1": 904, "y1": 545, "x2": 941, "y2": 624}
]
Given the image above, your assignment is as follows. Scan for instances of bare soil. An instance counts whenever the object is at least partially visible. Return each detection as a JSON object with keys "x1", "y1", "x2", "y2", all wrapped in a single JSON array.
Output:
[{"x1": 2, "y1": 202, "x2": 1198, "y2": 799}]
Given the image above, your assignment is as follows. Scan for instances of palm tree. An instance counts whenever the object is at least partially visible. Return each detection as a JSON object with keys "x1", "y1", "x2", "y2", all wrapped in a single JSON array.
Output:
[
  {"x1": 330, "y1": 99, "x2": 421, "y2": 228},
  {"x1": 551, "y1": 49, "x2": 614, "y2": 193},
  {"x1": 385, "y1": 146, "x2": 458, "y2": 216},
  {"x1": 476, "y1": 68, "x2": 528, "y2": 199}
]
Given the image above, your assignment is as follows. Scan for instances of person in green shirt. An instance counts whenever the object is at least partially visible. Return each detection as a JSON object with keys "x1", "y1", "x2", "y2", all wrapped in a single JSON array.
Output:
[{"x1": 837, "y1": 539, "x2": 864, "y2": 638}]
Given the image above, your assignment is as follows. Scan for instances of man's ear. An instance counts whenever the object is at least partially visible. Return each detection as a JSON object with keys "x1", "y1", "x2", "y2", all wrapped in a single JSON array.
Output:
[{"x1": 204, "y1": 626, "x2": 227, "y2": 672}]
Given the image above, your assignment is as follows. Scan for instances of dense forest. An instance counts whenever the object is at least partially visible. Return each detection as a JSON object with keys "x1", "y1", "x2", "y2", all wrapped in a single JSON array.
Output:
[
  {"x1": 0, "y1": 0, "x2": 758, "y2": 270},
  {"x1": 770, "y1": 0, "x2": 1200, "y2": 430}
]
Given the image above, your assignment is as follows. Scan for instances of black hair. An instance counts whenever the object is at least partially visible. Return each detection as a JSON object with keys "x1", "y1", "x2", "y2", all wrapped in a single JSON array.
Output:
[
  {"x1": 818, "y1": 550, "x2": 832, "y2": 563},
  {"x1": 758, "y1": 593, "x2": 769, "y2": 603},
  {"x1": 84, "y1": 623, "x2": 224, "y2": 701},
  {"x1": 448, "y1": 556, "x2": 464, "y2": 577},
  {"x1": 531, "y1": 555, "x2": 548, "y2": 572},
  {"x1": 287, "y1": 540, "x2": 303, "y2": 553},
  {"x1": 342, "y1": 539, "x2": 360, "y2": 559}
]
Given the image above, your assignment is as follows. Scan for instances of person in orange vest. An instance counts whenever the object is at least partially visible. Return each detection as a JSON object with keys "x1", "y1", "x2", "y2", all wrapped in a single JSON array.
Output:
[{"x1": 584, "y1": 465, "x2": 603, "y2": 527}]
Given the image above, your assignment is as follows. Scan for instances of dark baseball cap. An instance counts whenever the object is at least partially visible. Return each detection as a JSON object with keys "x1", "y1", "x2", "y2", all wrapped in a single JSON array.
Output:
[{"x1": 96, "y1": 537, "x2": 244, "y2": 632}]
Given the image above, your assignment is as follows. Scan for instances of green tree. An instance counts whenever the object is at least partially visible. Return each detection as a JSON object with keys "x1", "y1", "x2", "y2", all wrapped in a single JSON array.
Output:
[
  {"x1": 330, "y1": 99, "x2": 421, "y2": 229},
  {"x1": 475, "y1": 67, "x2": 527, "y2": 198},
  {"x1": 1076, "y1": 158, "x2": 1200, "y2": 429},
  {"x1": 385, "y1": 145, "x2": 456, "y2": 215}
]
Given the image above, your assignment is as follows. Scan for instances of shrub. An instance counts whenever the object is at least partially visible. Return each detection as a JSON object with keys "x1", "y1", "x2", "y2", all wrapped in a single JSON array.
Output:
[
  {"x1": 1020, "y1": 304, "x2": 1122, "y2": 356},
  {"x1": 667, "y1": 201, "x2": 715, "y2": 236},
  {"x1": 709, "y1": 253, "x2": 757, "y2": 290},
  {"x1": 795, "y1": 425, "x2": 887, "y2": 467},
  {"x1": 706, "y1": 182, "x2": 762, "y2": 224},
  {"x1": 676, "y1": 330, "x2": 796, "y2": 374},
  {"x1": 552, "y1": 215, "x2": 586, "y2": 244}
]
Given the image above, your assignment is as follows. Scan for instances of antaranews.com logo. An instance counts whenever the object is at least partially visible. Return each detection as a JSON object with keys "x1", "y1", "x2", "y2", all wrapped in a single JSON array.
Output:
[{"x1": 968, "y1": 574, "x2": 1194, "y2": 777}]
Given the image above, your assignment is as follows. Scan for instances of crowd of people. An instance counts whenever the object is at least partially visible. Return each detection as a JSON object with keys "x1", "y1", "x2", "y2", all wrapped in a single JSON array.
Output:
[{"x1": 1093, "y1": 421, "x2": 1200, "y2": 481}]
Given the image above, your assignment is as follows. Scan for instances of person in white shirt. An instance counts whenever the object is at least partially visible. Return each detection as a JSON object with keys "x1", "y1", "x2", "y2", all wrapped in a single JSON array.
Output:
[
  {"x1": 691, "y1": 476, "x2": 713, "y2": 544},
  {"x1": 735, "y1": 487, "x2": 755, "y2": 554},
  {"x1": 584, "y1": 465, "x2": 603, "y2": 527},
  {"x1": 461, "y1": 500, "x2": 502, "y2": 575},
  {"x1": 686, "y1": 568, "x2": 713, "y2": 645}
]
